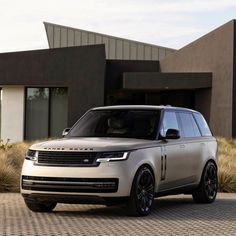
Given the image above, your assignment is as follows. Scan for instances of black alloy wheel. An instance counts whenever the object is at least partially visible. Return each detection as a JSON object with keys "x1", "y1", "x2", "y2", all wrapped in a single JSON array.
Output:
[
  {"x1": 192, "y1": 162, "x2": 217, "y2": 203},
  {"x1": 128, "y1": 166, "x2": 155, "y2": 216},
  {"x1": 204, "y1": 163, "x2": 217, "y2": 200}
]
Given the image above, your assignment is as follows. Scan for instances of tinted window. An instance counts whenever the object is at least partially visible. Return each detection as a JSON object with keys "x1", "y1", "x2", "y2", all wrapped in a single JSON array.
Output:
[
  {"x1": 25, "y1": 88, "x2": 49, "y2": 140},
  {"x1": 50, "y1": 88, "x2": 68, "y2": 137},
  {"x1": 193, "y1": 113, "x2": 212, "y2": 136},
  {"x1": 25, "y1": 88, "x2": 68, "y2": 140},
  {"x1": 160, "y1": 111, "x2": 179, "y2": 137},
  {"x1": 179, "y1": 112, "x2": 201, "y2": 138},
  {"x1": 69, "y1": 110, "x2": 160, "y2": 140}
]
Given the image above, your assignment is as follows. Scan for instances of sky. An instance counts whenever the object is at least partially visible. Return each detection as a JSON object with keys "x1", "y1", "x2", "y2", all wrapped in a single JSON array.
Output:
[{"x1": 1, "y1": 0, "x2": 236, "y2": 52}]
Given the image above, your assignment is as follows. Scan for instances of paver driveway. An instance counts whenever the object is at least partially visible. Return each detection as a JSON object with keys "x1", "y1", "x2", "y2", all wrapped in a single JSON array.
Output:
[{"x1": 0, "y1": 193, "x2": 236, "y2": 236}]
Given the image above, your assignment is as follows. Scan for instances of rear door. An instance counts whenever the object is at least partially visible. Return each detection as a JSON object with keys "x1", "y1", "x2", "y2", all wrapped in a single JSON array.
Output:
[{"x1": 177, "y1": 112, "x2": 203, "y2": 184}]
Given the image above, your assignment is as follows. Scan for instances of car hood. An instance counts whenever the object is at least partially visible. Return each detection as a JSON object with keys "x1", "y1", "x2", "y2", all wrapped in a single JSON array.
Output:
[{"x1": 30, "y1": 137, "x2": 162, "y2": 152}]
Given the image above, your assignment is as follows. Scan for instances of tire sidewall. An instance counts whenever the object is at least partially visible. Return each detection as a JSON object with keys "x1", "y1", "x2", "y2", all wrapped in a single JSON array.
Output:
[
  {"x1": 203, "y1": 162, "x2": 218, "y2": 202},
  {"x1": 131, "y1": 166, "x2": 154, "y2": 216}
]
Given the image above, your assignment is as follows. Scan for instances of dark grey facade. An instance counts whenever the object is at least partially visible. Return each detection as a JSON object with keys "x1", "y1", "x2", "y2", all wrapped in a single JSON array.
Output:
[{"x1": 0, "y1": 45, "x2": 106, "y2": 126}]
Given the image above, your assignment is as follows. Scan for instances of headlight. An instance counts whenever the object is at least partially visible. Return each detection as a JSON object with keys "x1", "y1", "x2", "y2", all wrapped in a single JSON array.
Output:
[
  {"x1": 96, "y1": 152, "x2": 129, "y2": 163},
  {"x1": 25, "y1": 149, "x2": 38, "y2": 161}
]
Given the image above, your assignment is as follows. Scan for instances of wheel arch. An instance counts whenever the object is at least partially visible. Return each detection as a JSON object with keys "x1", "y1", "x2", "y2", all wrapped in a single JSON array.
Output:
[
  {"x1": 129, "y1": 162, "x2": 156, "y2": 196},
  {"x1": 204, "y1": 158, "x2": 218, "y2": 170},
  {"x1": 197, "y1": 158, "x2": 218, "y2": 185}
]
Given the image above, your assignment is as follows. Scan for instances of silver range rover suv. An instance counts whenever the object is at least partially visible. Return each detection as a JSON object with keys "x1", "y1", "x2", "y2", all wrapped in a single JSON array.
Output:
[{"x1": 21, "y1": 105, "x2": 218, "y2": 216}]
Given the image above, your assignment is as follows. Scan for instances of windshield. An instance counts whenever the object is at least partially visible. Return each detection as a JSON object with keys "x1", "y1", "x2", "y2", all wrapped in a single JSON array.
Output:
[{"x1": 68, "y1": 109, "x2": 161, "y2": 140}]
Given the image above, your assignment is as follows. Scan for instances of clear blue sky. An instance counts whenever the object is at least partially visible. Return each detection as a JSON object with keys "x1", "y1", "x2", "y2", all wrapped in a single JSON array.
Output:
[{"x1": 1, "y1": 0, "x2": 236, "y2": 52}]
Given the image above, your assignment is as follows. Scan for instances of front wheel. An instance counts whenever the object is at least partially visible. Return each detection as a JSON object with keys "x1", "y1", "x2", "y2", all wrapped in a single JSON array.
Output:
[
  {"x1": 192, "y1": 162, "x2": 217, "y2": 203},
  {"x1": 127, "y1": 166, "x2": 155, "y2": 216},
  {"x1": 24, "y1": 198, "x2": 57, "y2": 212}
]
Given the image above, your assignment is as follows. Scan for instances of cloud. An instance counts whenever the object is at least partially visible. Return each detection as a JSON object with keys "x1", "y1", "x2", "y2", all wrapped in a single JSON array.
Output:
[{"x1": 0, "y1": 0, "x2": 235, "y2": 52}]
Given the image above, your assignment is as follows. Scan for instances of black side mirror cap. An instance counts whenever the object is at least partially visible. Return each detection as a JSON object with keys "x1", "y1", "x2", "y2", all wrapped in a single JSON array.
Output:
[{"x1": 165, "y1": 129, "x2": 180, "y2": 139}]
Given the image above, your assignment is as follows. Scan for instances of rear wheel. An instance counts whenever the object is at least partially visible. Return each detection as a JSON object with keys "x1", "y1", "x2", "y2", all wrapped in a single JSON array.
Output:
[
  {"x1": 24, "y1": 198, "x2": 57, "y2": 212},
  {"x1": 192, "y1": 162, "x2": 217, "y2": 203},
  {"x1": 127, "y1": 166, "x2": 155, "y2": 216}
]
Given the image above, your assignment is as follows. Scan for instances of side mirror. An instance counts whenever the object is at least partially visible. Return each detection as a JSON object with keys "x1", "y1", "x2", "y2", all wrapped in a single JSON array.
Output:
[
  {"x1": 62, "y1": 128, "x2": 71, "y2": 137},
  {"x1": 165, "y1": 129, "x2": 180, "y2": 139}
]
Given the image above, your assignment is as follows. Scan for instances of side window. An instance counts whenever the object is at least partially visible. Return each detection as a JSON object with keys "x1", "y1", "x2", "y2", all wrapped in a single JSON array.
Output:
[
  {"x1": 193, "y1": 113, "x2": 212, "y2": 136},
  {"x1": 178, "y1": 112, "x2": 201, "y2": 138},
  {"x1": 160, "y1": 111, "x2": 179, "y2": 137}
]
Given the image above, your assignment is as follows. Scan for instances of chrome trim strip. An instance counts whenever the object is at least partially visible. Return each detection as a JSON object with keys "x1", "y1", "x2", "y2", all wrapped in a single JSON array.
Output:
[{"x1": 22, "y1": 179, "x2": 116, "y2": 185}]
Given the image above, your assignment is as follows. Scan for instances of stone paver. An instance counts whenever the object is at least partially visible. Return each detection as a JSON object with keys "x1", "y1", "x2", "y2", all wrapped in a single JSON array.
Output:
[{"x1": 0, "y1": 193, "x2": 236, "y2": 235}]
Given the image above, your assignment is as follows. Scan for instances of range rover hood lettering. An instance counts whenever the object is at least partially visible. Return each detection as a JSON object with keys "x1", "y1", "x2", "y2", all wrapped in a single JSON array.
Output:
[{"x1": 30, "y1": 137, "x2": 162, "y2": 152}]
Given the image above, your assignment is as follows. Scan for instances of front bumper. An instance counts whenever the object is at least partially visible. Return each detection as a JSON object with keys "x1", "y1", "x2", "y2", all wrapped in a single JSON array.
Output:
[
  {"x1": 22, "y1": 175, "x2": 119, "y2": 193},
  {"x1": 21, "y1": 159, "x2": 134, "y2": 198}
]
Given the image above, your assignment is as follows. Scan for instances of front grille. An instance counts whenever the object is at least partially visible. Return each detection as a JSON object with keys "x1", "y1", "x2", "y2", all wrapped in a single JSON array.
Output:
[
  {"x1": 37, "y1": 151, "x2": 100, "y2": 167},
  {"x1": 22, "y1": 176, "x2": 119, "y2": 193}
]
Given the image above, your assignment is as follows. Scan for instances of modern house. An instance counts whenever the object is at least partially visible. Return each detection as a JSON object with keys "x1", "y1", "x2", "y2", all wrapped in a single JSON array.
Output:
[{"x1": 0, "y1": 20, "x2": 236, "y2": 142}]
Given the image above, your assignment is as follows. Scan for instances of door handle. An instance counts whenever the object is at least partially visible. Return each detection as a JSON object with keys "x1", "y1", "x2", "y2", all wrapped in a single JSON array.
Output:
[{"x1": 179, "y1": 144, "x2": 185, "y2": 148}]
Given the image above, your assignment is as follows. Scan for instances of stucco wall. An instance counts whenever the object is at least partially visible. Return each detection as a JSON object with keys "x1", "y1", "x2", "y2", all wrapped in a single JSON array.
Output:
[
  {"x1": 160, "y1": 20, "x2": 234, "y2": 137},
  {"x1": 1, "y1": 87, "x2": 24, "y2": 142}
]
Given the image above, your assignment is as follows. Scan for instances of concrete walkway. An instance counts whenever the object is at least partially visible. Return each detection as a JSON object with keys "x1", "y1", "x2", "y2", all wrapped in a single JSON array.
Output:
[{"x1": 1, "y1": 193, "x2": 236, "y2": 235}]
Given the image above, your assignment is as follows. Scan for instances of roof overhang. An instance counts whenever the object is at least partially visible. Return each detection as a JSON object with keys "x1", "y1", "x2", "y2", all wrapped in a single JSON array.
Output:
[{"x1": 122, "y1": 72, "x2": 212, "y2": 90}]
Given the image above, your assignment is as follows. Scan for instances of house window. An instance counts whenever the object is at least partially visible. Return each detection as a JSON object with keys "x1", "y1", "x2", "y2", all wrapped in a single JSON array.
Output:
[{"x1": 25, "y1": 88, "x2": 68, "y2": 140}]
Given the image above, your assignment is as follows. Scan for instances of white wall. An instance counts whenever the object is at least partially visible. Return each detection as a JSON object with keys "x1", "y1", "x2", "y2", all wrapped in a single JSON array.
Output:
[{"x1": 1, "y1": 87, "x2": 24, "y2": 143}]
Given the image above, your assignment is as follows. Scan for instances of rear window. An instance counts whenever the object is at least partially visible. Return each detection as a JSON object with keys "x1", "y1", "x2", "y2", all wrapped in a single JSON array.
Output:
[
  {"x1": 178, "y1": 112, "x2": 201, "y2": 138},
  {"x1": 193, "y1": 113, "x2": 212, "y2": 136}
]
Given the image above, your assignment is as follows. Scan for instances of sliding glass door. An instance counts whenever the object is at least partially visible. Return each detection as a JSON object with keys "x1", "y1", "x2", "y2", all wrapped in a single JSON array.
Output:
[{"x1": 25, "y1": 87, "x2": 68, "y2": 140}]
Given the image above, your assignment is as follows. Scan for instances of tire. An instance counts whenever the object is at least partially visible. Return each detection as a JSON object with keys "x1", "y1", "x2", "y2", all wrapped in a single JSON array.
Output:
[
  {"x1": 192, "y1": 161, "x2": 217, "y2": 203},
  {"x1": 127, "y1": 166, "x2": 155, "y2": 216},
  {"x1": 24, "y1": 198, "x2": 57, "y2": 212}
]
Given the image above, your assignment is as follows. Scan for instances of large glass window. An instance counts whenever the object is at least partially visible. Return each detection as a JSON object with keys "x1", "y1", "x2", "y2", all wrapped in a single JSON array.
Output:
[
  {"x1": 178, "y1": 112, "x2": 201, "y2": 138},
  {"x1": 50, "y1": 88, "x2": 68, "y2": 137},
  {"x1": 25, "y1": 88, "x2": 68, "y2": 140}
]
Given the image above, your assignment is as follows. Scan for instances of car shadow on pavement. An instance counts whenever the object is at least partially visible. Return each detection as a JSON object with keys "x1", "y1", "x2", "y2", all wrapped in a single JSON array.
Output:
[
  {"x1": 150, "y1": 197, "x2": 236, "y2": 221},
  {"x1": 52, "y1": 196, "x2": 236, "y2": 221}
]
